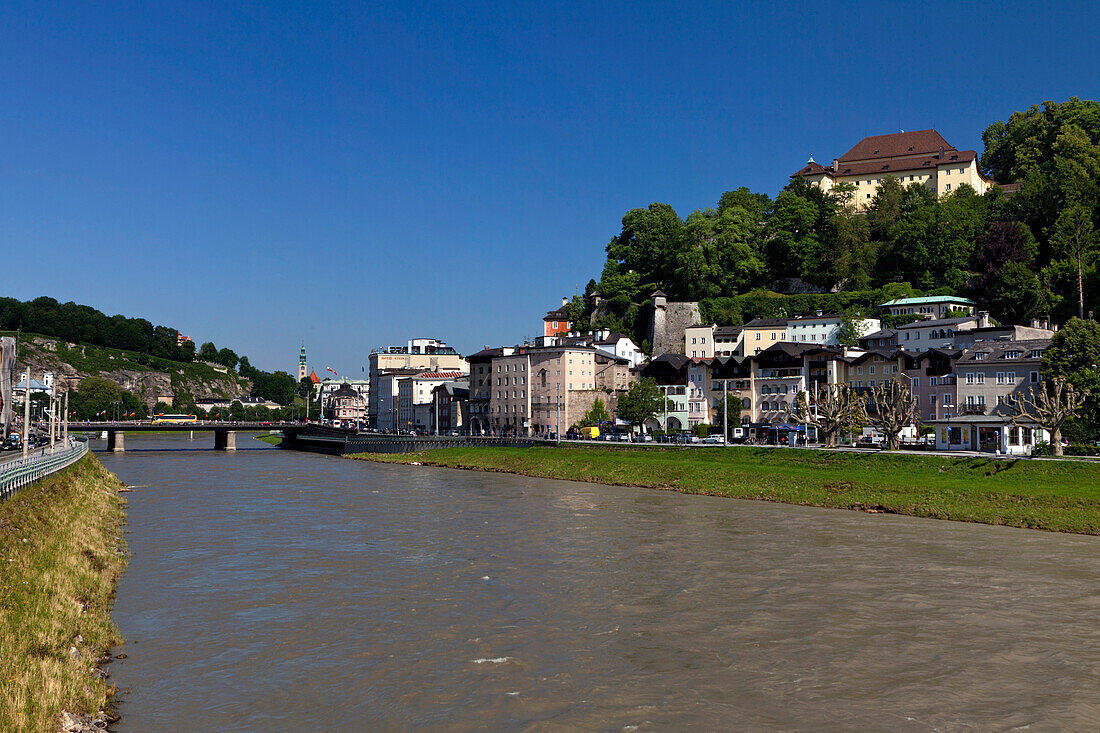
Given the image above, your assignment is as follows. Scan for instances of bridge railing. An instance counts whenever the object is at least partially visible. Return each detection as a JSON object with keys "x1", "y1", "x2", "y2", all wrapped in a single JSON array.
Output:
[{"x1": 0, "y1": 441, "x2": 89, "y2": 501}]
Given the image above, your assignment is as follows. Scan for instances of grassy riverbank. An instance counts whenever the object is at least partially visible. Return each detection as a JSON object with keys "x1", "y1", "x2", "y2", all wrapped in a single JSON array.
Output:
[
  {"x1": 256, "y1": 434, "x2": 282, "y2": 446},
  {"x1": 0, "y1": 455, "x2": 128, "y2": 732},
  {"x1": 350, "y1": 446, "x2": 1100, "y2": 535}
]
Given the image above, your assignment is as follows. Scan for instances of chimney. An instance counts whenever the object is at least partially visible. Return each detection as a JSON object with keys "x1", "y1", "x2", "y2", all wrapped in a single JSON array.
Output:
[
  {"x1": 938, "y1": 145, "x2": 944, "y2": 160},
  {"x1": 977, "y1": 310, "x2": 990, "y2": 328},
  {"x1": 562, "y1": 297, "x2": 568, "y2": 307},
  {"x1": 832, "y1": 158, "x2": 839, "y2": 172}
]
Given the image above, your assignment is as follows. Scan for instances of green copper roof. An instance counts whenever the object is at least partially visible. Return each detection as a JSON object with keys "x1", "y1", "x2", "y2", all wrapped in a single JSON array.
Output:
[{"x1": 879, "y1": 296, "x2": 976, "y2": 307}]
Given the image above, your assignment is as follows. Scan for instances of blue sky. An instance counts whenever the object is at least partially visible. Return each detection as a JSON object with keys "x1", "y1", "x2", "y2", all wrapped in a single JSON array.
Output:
[{"x1": 1, "y1": 1, "x2": 1097, "y2": 374}]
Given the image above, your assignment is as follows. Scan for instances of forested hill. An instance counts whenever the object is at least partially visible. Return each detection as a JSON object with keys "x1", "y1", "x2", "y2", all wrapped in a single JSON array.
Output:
[
  {"x1": 1, "y1": 295, "x2": 299, "y2": 407},
  {"x1": 570, "y1": 98, "x2": 1099, "y2": 348}
]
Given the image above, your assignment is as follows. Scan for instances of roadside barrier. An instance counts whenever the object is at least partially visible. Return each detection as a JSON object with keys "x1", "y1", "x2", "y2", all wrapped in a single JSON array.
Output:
[{"x1": 0, "y1": 441, "x2": 89, "y2": 501}]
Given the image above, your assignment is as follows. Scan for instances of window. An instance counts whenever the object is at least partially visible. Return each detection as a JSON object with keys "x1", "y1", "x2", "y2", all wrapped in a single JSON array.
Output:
[
  {"x1": 974, "y1": 353, "x2": 987, "y2": 360},
  {"x1": 930, "y1": 394, "x2": 937, "y2": 406},
  {"x1": 978, "y1": 395, "x2": 985, "y2": 406},
  {"x1": 1031, "y1": 371, "x2": 1040, "y2": 383},
  {"x1": 945, "y1": 184, "x2": 951, "y2": 191},
  {"x1": 930, "y1": 376, "x2": 938, "y2": 386},
  {"x1": 996, "y1": 372, "x2": 1005, "y2": 385},
  {"x1": 1006, "y1": 372, "x2": 1015, "y2": 384},
  {"x1": 912, "y1": 377, "x2": 920, "y2": 388},
  {"x1": 771, "y1": 332, "x2": 776, "y2": 340},
  {"x1": 967, "y1": 395, "x2": 975, "y2": 407},
  {"x1": 943, "y1": 393, "x2": 953, "y2": 406},
  {"x1": 966, "y1": 373, "x2": 975, "y2": 385},
  {"x1": 755, "y1": 333, "x2": 761, "y2": 341},
  {"x1": 869, "y1": 366, "x2": 876, "y2": 375},
  {"x1": 1004, "y1": 351, "x2": 1020, "y2": 359},
  {"x1": 857, "y1": 367, "x2": 863, "y2": 375}
]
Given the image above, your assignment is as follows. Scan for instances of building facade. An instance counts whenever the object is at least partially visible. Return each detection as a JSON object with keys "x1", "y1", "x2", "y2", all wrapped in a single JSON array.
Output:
[{"x1": 791, "y1": 130, "x2": 998, "y2": 209}]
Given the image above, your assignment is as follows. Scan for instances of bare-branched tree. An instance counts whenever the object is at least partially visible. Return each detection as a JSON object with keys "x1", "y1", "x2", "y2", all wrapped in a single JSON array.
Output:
[
  {"x1": 791, "y1": 383, "x2": 865, "y2": 447},
  {"x1": 868, "y1": 379, "x2": 918, "y2": 450},
  {"x1": 1004, "y1": 377, "x2": 1088, "y2": 457}
]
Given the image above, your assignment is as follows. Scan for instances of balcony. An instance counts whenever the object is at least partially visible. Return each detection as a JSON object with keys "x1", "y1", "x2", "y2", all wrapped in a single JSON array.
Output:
[{"x1": 757, "y1": 369, "x2": 802, "y2": 379}]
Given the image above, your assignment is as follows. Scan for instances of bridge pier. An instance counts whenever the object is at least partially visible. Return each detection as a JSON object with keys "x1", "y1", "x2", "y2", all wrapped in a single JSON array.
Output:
[
  {"x1": 106, "y1": 430, "x2": 125, "y2": 453},
  {"x1": 214, "y1": 429, "x2": 236, "y2": 451}
]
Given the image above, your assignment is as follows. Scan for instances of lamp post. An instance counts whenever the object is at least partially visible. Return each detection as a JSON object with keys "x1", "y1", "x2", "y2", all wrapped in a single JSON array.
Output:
[{"x1": 22, "y1": 370, "x2": 31, "y2": 458}]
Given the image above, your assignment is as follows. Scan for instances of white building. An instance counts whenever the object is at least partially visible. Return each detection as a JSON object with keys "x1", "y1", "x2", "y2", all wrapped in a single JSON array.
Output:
[
  {"x1": 397, "y1": 372, "x2": 466, "y2": 431},
  {"x1": 786, "y1": 313, "x2": 880, "y2": 346}
]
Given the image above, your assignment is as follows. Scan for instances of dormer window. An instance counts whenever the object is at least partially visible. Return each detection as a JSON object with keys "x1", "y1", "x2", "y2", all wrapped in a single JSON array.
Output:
[
  {"x1": 1004, "y1": 351, "x2": 1021, "y2": 359},
  {"x1": 873, "y1": 149, "x2": 879, "y2": 154},
  {"x1": 1030, "y1": 349, "x2": 1044, "y2": 359},
  {"x1": 882, "y1": 165, "x2": 889, "y2": 170},
  {"x1": 908, "y1": 146, "x2": 914, "y2": 151},
  {"x1": 974, "y1": 352, "x2": 987, "y2": 360}
]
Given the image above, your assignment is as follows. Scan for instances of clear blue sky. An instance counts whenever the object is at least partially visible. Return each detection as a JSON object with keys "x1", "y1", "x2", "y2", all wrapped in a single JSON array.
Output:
[{"x1": 1, "y1": 1, "x2": 1097, "y2": 374}]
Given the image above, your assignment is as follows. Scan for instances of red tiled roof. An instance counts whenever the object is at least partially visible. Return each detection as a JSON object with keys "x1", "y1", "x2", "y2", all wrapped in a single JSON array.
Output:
[
  {"x1": 790, "y1": 160, "x2": 832, "y2": 177},
  {"x1": 415, "y1": 371, "x2": 465, "y2": 379},
  {"x1": 836, "y1": 150, "x2": 977, "y2": 177},
  {"x1": 839, "y1": 130, "x2": 952, "y2": 162}
]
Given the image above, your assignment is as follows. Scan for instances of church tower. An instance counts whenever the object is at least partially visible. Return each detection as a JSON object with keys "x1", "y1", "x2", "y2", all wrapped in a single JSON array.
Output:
[{"x1": 298, "y1": 343, "x2": 308, "y2": 381}]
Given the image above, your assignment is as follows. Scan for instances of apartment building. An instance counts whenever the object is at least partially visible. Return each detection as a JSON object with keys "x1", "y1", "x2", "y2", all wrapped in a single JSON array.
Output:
[
  {"x1": 367, "y1": 339, "x2": 467, "y2": 426},
  {"x1": 397, "y1": 372, "x2": 466, "y2": 431},
  {"x1": 791, "y1": 130, "x2": 999, "y2": 208},
  {"x1": 685, "y1": 324, "x2": 744, "y2": 359},
  {"x1": 898, "y1": 349, "x2": 959, "y2": 422},
  {"x1": 487, "y1": 345, "x2": 601, "y2": 437},
  {"x1": 743, "y1": 318, "x2": 789, "y2": 355},
  {"x1": 786, "y1": 312, "x2": 880, "y2": 345},
  {"x1": 430, "y1": 380, "x2": 469, "y2": 433},
  {"x1": 955, "y1": 339, "x2": 1049, "y2": 418},
  {"x1": 466, "y1": 347, "x2": 508, "y2": 436}
]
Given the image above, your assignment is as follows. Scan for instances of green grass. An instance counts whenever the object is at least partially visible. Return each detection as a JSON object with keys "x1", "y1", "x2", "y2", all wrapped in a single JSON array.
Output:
[
  {"x1": 256, "y1": 434, "x2": 282, "y2": 446},
  {"x1": 0, "y1": 455, "x2": 128, "y2": 732},
  {"x1": 350, "y1": 446, "x2": 1100, "y2": 535}
]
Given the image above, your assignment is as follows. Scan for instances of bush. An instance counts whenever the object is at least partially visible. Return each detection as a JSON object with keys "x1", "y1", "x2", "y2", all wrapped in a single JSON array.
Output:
[{"x1": 1065, "y1": 444, "x2": 1100, "y2": 456}]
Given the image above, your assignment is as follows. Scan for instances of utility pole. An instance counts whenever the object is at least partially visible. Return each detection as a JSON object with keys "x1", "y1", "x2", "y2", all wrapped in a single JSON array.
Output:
[
  {"x1": 48, "y1": 389, "x2": 56, "y2": 453},
  {"x1": 22, "y1": 370, "x2": 31, "y2": 459},
  {"x1": 63, "y1": 390, "x2": 69, "y2": 445},
  {"x1": 722, "y1": 378, "x2": 728, "y2": 447}
]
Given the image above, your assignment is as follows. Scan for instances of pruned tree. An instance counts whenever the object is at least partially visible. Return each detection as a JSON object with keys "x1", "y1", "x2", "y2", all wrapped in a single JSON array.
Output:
[
  {"x1": 790, "y1": 383, "x2": 865, "y2": 447},
  {"x1": 868, "y1": 379, "x2": 918, "y2": 450},
  {"x1": 1004, "y1": 376, "x2": 1088, "y2": 457}
]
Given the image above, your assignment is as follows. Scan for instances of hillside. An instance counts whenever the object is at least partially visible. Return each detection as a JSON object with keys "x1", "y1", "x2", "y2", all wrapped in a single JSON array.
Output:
[{"x1": 9, "y1": 331, "x2": 250, "y2": 406}]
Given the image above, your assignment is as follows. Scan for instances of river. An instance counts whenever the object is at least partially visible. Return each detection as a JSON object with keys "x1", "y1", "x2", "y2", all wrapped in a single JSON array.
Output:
[{"x1": 98, "y1": 433, "x2": 1100, "y2": 731}]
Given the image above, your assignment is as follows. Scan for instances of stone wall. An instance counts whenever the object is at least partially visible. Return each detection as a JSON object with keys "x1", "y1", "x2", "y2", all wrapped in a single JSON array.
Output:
[{"x1": 649, "y1": 299, "x2": 700, "y2": 356}]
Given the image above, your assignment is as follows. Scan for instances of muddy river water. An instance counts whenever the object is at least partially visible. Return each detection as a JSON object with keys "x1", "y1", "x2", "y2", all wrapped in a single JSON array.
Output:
[{"x1": 99, "y1": 433, "x2": 1100, "y2": 731}]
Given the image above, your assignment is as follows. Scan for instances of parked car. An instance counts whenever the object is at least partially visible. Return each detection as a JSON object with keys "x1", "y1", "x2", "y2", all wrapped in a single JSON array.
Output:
[{"x1": 701, "y1": 435, "x2": 725, "y2": 444}]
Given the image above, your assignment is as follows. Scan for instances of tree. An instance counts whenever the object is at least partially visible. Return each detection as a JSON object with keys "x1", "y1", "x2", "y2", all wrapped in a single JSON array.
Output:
[
  {"x1": 1042, "y1": 318, "x2": 1100, "y2": 443},
  {"x1": 1050, "y1": 204, "x2": 1098, "y2": 319},
  {"x1": 298, "y1": 376, "x2": 316, "y2": 400},
  {"x1": 974, "y1": 221, "x2": 1038, "y2": 290},
  {"x1": 215, "y1": 348, "x2": 239, "y2": 370},
  {"x1": 713, "y1": 391, "x2": 742, "y2": 437},
  {"x1": 1005, "y1": 377, "x2": 1087, "y2": 457},
  {"x1": 198, "y1": 342, "x2": 218, "y2": 362},
  {"x1": 985, "y1": 262, "x2": 1049, "y2": 325},
  {"x1": 68, "y1": 376, "x2": 147, "y2": 420},
  {"x1": 579, "y1": 398, "x2": 611, "y2": 428},
  {"x1": 836, "y1": 308, "x2": 868, "y2": 347},
  {"x1": 868, "y1": 380, "x2": 918, "y2": 450},
  {"x1": 790, "y1": 383, "x2": 865, "y2": 447},
  {"x1": 616, "y1": 378, "x2": 671, "y2": 429}
]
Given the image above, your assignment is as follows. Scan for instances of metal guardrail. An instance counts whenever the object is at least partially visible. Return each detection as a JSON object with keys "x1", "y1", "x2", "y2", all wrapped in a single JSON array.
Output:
[{"x1": 0, "y1": 441, "x2": 89, "y2": 501}]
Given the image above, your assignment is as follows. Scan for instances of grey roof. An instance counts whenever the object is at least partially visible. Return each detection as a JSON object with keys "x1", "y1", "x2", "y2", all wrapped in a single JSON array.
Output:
[
  {"x1": 860, "y1": 328, "x2": 897, "y2": 340},
  {"x1": 958, "y1": 338, "x2": 1051, "y2": 365},
  {"x1": 744, "y1": 317, "x2": 789, "y2": 328},
  {"x1": 714, "y1": 325, "x2": 744, "y2": 337}
]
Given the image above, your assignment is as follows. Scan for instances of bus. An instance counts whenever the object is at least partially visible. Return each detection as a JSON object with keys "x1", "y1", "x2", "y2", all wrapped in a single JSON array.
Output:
[{"x1": 152, "y1": 414, "x2": 198, "y2": 424}]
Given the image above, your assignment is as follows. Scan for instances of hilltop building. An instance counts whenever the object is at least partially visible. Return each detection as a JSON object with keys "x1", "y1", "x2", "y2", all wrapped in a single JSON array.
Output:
[
  {"x1": 543, "y1": 298, "x2": 572, "y2": 338},
  {"x1": 791, "y1": 130, "x2": 999, "y2": 208}
]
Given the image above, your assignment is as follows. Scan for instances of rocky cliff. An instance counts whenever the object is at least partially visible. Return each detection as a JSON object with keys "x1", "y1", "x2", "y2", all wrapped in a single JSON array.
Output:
[{"x1": 14, "y1": 336, "x2": 250, "y2": 407}]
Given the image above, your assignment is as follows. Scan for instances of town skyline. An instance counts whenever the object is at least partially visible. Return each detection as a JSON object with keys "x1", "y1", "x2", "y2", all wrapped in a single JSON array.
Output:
[{"x1": 2, "y1": 2, "x2": 1097, "y2": 372}]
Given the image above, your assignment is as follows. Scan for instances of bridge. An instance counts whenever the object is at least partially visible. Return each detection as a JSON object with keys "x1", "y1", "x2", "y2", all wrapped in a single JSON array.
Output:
[{"x1": 75, "y1": 421, "x2": 300, "y2": 452}]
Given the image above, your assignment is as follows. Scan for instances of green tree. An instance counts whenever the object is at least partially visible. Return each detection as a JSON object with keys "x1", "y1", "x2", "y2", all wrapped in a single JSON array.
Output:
[
  {"x1": 616, "y1": 378, "x2": 671, "y2": 429},
  {"x1": 198, "y1": 342, "x2": 218, "y2": 362},
  {"x1": 579, "y1": 398, "x2": 611, "y2": 428},
  {"x1": 1050, "y1": 204, "x2": 1098, "y2": 319},
  {"x1": 836, "y1": 308, "x2": 869, "y2": 347},
  {"x1": 985, "y1": 262, "x2": 1049, "y2": 325},
  {"x1": 713, "y1": 391, "x2": 743, "y2": 437},
  {"x1": 1042, "y1": 318, "x2": 1100, "y2": 442},
  {"x1": 215, "y1": 348, "x2": 239, "y2": 370}
]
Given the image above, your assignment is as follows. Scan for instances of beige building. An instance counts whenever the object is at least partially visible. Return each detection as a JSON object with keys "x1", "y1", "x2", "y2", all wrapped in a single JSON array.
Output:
[
  {"x1": 792, "y1": 130, "x2": 998, "y2": 208},
  {"x1": 487, "y1": 346, "x2": 606, "y2": 437},
  {"x1": 743, "y1": 318, "x2": 789, "y2": 355}
]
